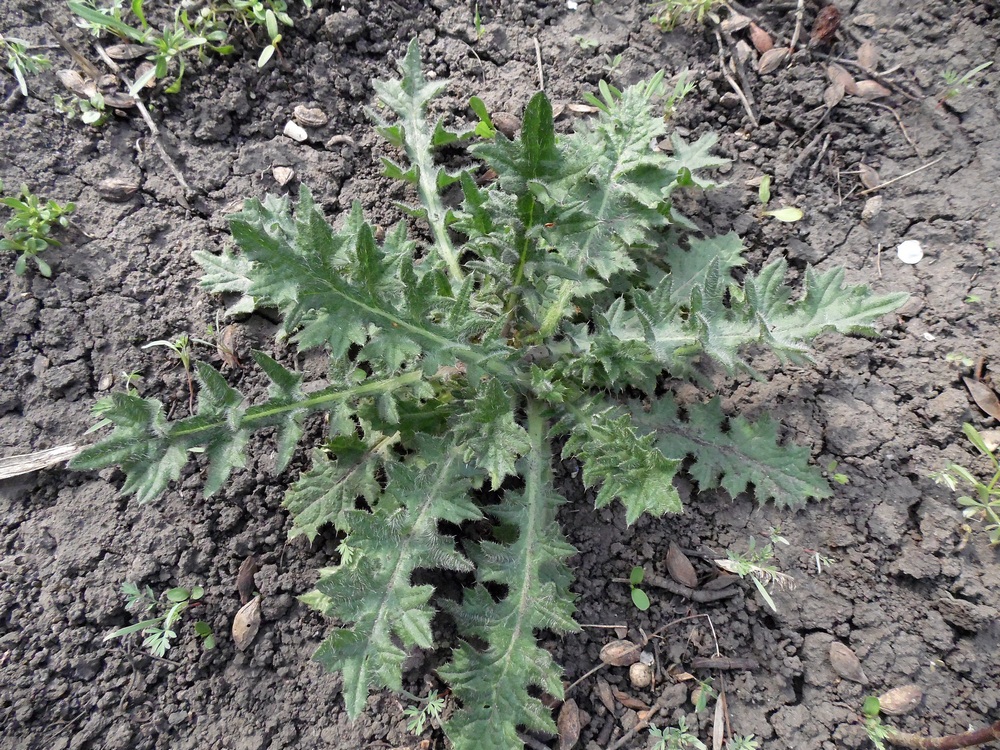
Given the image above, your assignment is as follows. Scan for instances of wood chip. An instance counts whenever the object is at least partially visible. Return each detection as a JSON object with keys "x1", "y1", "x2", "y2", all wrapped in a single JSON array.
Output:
[
  {"x1": 857, "y1": 40, "x2": 879, "y2": 71},
  {"x1": 0, "y1": 444, "x2": 81, "y2": 481},
  {"x1": 600, "y1": 640, "x2": 641, "y2": 667},
  {"x1": 829, "y1": 641, "x2": 868, "y2": 685},
  {"x1": 665, "y1": 543, "x2": 698, "y2": 588},
  {"x1": 232, "y1": 595, "x2": 262, "y2": 650},
  {"x1": 557, "y1": 698, "x2": 582, "y2": 750},
  {"x1": 878, "y1": 684, "x2": 923, "y2": 716},
  {"x1": 757, "y1": 47, "x2": 791, "y2": 75},
  {"x1": 853, "y1": 80, "x2": 892, "y2": 99},
  {"x1": 748, "y1": 23, "x2": 773, "y2": 53},
  {"x1": 963, "y1": 377, "x2": 1000, "y2": 420},
  {"x1": 809, "y1": 5, "x2": 841, "y2": 47}
]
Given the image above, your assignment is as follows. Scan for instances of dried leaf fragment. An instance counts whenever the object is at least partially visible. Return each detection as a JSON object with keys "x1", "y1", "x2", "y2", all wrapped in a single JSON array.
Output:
[
  {"x1": 666, "y1": 543, "x2": 698, "y2": 588},
  {"x1": 720, "y1": 14, "x2": 751, "y2": 34},
  {"x1": 858, "y1": 163, "x2": 881, "y2": 190},
  {"x1": 135, "y1": 62, "x2": 156, "y2": 88},
  {"x1": 854, "y1": 80, "x2": 891, "y2": 100},
  {"x1": 600, "y1": 639, "x2": 641, "y2": 667},
  {"x1": 829, "y1": 641, "x2": 868, "y2": 685},
  {"x1": 595, "y1": 678, "x2": 616, "y2": 713},
  {"x1": 824, "y1": 81, "x2": 845, "y2": 109},
  {"x1": 757, "y1": 47, "x2": 791, "y2": 75},
  {"x1": 103, "y1": 93, "x2": 136, "y2": 109},
  {"x1": 612, "y1": 687, "x2": 649, "y2": 711},
  {"x1": 749, "y1": 23, "x2": 773, "y2": 53},
  {"x1": 857, "y1": 40, "x2": 879, "y2": 71},
  {"x1": 57, "y1": 69, "x2": 96, "y2": 99},
  {"x1": 963, "y1": 377, "x2": 1000, "y2": 420},
  {"x1": 96, "y1": 177, "x2": 139, "y2": 201},
  {"x1": 272, "y1": 166, "x2": 295, "y2": 186},
  {"x1": 557, "y1": 698, "x2": 582, "y2": 750},
  {"x1": 567, "y1": 103, "x2": 599, "y2": 114},
  {"x1": 232, "y1": 595, "x2": 262, "y2": 650},
  {"x1": 878, "y1": 684, "x2": 923, "y2": 716},
  {"x1": 105, "y1": 43, "x2": 151, "y2": 60},
  {"x1": 827, "y1": 63, "x2": 858, "y2": 95},
  {"x1": 810, "y1": 5, "x2": 841, "y2": 47},
  {"x1": 237, "y1": 555, "x2": 258, "y2": 604},
  {"x1": 493, "y1": 112, "x2": 520, "y2": 139}
]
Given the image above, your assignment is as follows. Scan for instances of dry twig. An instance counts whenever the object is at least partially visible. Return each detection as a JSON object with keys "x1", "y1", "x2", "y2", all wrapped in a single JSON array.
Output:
[
  {"x1": 857, "y1": 156, "x2": 944, "y2": 196},
  {"x1": 887, "y1": 720, "x2": 1000, "y2": 750},
  {"x1": 94, "y1": 43, "x2": 195, "y2": 206}
]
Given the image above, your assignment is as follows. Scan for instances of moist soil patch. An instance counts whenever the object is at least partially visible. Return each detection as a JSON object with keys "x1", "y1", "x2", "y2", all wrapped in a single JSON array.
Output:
[{"x1": 1, "y1": 1, "x2": 999, "y2": 748}]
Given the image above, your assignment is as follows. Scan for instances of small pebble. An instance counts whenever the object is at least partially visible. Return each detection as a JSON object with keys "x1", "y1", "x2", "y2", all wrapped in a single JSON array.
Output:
[{"x1": 897, "y1": 239, "x2": 923, "y2": 264}]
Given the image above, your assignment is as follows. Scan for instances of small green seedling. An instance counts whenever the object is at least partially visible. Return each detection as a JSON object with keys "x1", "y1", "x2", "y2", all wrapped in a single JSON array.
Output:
[
  {"x1": 825, "y1": 460, "x2": 849, "y2": 485},
  {"x1": 54, "y1": 91, "x2": 110, "y2": 126},
  {"x1": 142, "y1": 334, "x2": 196, "y2": 410},
  {"x1": 473, "y1": 3, "x2": 484, "y2": 39},
  {"x1": 758, "y1": 175, "x2": 771, "y2": 205},
  {"x1": 649, "y1": 717, "x2": 706, "y2": 750},
  {"x1": 726, "y1": 737, "x2": 761, "y2": 750},
  {"x1": 575, "y1": 36, "x2": 599, "y2": 51},
  {"x1": 629, "y1": 565, "x2": 650, "y2": 611},
  {"x1": 862, "y1": 696, "x2": 890, "y2": 750},
  {"x1": 0, "y1": 180, "x2": 76, "y2": 277},
  {"x1": 762, "y1": 206, "x2": 803, "y2": 223},
  {"x1": 944, "y1": 352, "x2": 975, "y2": 368},
  {"x1": 756, "y1": 175, "x2": 803, "y2": 223},
  {"x1": 602, "y1": 52, "x2": 623, "y2": 76},
  {"x1": 650, "y1": 0, "x2": 723, "y2": 30},
  {"x1": 662, "y1": 70, "x2": 695, "y2": 119},
  {"x1": 105, "y1": 582, "x2": 213, "y2": 657},
  {"x1": 931, "y1": 423, "x2": 1000, "y2": 545},
  {"x1": 121, "y1": 369, "x2": 143, "y2": 393},
  {"x1": 716, "y1": 537, "x2": 794, "y2": 612},
  {"x1": 692, "y1": 679, "x2": 715, "y2": 712},
  {"x1": 940, "y1": 61, "x2": 994, "y2": 101},
  {"x1": 403, "y1": 690, "x2": 446, "y2": 735},
  {"x1": 965, "y1": 295, "x2": 981, "y2": 304},
  {"x1": 0, "y1": 33, "x2": 52, "y2": 95}
]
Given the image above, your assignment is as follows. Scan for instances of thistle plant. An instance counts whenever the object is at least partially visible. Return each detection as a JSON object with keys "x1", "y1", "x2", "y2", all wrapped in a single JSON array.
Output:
[{"x1": 72, "y1": 41, "x2": 906, "y2": 749}]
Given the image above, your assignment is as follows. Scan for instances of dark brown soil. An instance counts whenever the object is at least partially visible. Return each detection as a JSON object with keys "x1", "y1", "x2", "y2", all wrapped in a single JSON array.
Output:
[{"x1": 2, "y1": 1, "x2": 999, "y2": 749}]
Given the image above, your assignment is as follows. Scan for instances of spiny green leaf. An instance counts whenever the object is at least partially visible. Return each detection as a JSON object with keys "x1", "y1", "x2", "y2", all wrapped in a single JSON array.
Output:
[
  {"x1": 307, "y1": 439, "x2": 480, "y2": 717},
  {"x1": 457, "y1": 379, "x2": 530, "y2": 489},
  {"x1": 441, "y1": 400, "x2": 577, "y2": 744},
  {"x1": 629, "y1": 395, "x2": 831, "y2": 508},
  {"x1": 564, "y1": 408, "x2": 682, "y2": 524}
]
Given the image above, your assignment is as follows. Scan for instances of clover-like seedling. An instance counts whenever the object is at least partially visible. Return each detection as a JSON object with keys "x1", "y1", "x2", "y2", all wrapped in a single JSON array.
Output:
[
  {"x1": 105, "y1": 582, "x2": 210, "y2": 657},
  {"x1": 629, "y1": 565, "x2": 651, "y2": 611},
  {"x1": 0, "y1": 180, "x2": 75, "y2": 277}
]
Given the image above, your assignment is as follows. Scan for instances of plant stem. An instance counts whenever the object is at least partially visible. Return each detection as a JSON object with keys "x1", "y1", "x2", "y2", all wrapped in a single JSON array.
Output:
[{"x1": 887, "y1": 720, "x2": 1000, "y2": 749}]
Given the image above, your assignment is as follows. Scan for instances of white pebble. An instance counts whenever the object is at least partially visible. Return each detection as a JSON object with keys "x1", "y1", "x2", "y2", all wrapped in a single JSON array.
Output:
[{"x1": 897, "y1": 240, "x2": 923, "y2": 264}]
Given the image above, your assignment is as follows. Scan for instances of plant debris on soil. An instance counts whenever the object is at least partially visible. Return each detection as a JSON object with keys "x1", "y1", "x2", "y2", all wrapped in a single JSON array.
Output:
[{"x1": 1, "y1": 1, "x2": 998, "y2": 749}]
